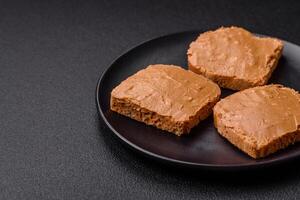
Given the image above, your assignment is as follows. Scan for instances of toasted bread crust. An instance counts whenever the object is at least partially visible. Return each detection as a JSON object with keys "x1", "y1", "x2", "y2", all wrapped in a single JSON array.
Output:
[
  {"x1": 111, "y1": 96, "x2": 219, "y2": 136},
  {"x1": 214, "y1": 113, "x2": 300, "y2": 158}
]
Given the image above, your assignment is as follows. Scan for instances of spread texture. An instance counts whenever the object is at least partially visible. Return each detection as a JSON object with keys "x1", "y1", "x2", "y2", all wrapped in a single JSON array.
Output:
[
  {"x1": 214, "y1": 85, "x2": 300, "y2": 158},
  {"x1": 111, "y1": 64, "x2": 221, "y2": 135},
  {"x1": 188, "y1": 27, "x2": 283, "y2": 90}
]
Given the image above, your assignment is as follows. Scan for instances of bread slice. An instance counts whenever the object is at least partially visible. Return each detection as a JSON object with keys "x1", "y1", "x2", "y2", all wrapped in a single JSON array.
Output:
[
  {"x1": 111, "y1": 64, "x2": 221, "y2": 136},
  {"x1": 188, "y1": 27, "x2": 283, "y2": 90},
  {"x1": 213, "y1": 85, "x2": 300, "y2": 158}
]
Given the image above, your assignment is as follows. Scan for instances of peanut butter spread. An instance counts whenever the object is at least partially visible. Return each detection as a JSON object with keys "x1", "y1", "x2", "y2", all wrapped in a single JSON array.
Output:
[
  {"x1": 111, "y1": 64, "x2": 220, "y2": 122},
  {"x1": 188, "y1": 27, "x2": 283, "y2": 82},
  {"x1": 214, "y1": 85, "x2": 300, "y2": 148}
]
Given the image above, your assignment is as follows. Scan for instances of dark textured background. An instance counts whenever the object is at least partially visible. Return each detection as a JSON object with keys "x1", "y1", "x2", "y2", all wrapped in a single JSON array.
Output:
[{"x1": 1, "y1": 0, "x2": 300, "y2": 199}]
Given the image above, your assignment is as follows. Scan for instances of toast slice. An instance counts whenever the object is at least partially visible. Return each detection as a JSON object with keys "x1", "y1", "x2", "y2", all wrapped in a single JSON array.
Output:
[
  {"x1": 111, "y1": 64, "x2": 221, "y2": 136},
  {"x1": 213, "y1": 85, "x2": 300, "y2": 158},
  {"x1": 188, "y1": 27, "x2": 283, "y2": 90}
]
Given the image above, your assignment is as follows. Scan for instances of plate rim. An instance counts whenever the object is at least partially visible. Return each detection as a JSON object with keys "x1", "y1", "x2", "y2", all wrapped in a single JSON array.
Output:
[{"x1": 96, "y1": 30, "x2": 300, "y2": 170}]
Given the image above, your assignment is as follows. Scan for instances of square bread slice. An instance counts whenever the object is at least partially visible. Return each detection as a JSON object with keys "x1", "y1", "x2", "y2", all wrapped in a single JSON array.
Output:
[
  {"x1": 188, "y1": 27, "x2": 283, "y2": 90},
  {"x1": 111, "y1": 64, "x2": 221, "y2": 136},
  {"x1": 213, "y1": 85, "x2": 300, "y2": 158}
]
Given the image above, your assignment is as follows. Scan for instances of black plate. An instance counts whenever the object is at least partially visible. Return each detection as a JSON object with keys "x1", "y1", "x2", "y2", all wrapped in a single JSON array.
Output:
[{"x1": 96, "y1": 31, "x2": 300, "y2": 170}]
